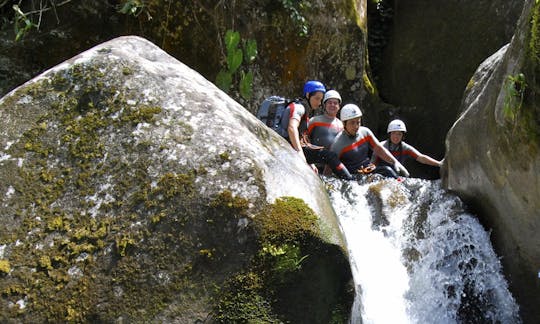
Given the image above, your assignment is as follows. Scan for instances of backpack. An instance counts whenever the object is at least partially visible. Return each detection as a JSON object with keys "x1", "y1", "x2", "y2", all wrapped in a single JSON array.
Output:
[{"x1": 256, "y1": 96, "x2": 294, "y2": 138}]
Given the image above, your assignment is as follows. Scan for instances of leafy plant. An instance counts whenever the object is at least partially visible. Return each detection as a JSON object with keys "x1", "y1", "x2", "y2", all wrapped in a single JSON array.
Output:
[
  {"x1": 117, "y1": 0, "x2": 146, "y2": 17},
  {"x1": 259, "y1": 242, "x2": 309, "y2": 275},
  {"x1": 279, "y1": 0, "x2": 310, "y2": 37},
  {"x1": 503, "y1": 73, "x2": 527, "y2": 126},
  {"x1": 13, "y1": 4, "x2": 37, "y2": 41},
  {"x1": 215, "y1": 29, "x2": 258, "y2": 100}
]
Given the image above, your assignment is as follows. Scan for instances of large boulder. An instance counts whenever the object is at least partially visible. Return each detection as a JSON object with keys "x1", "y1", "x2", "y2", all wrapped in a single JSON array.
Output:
[
  {"x1": 0, "y1": 36, "x2": 352, "y2": 323},
  {"x1": 443, "y1": 1, "x2": 540, "y2": 321}
]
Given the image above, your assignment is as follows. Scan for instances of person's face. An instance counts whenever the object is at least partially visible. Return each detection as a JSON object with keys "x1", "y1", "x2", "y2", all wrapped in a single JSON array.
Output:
[
  {"x1": 389, "y1": 131, "x2": 404, "y2": 145},
  {"x1": 308, "y1": 91, "x2": 324, "y2": 109},
  {"x1": 345, "y1": 117, "x2": 361, "y2": 135},
  {"x1": 324, "y1": 99, "x2": 340, "y2": 117}
]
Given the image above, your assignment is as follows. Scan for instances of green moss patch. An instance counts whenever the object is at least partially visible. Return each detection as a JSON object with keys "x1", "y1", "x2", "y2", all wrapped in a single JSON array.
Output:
[{"x1": 212, "y1": 197, "x2": 352, "y2": 324}]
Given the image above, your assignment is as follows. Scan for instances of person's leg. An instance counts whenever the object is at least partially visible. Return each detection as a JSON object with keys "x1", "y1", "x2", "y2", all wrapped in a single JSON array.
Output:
[
  {"x1": 304, "y1": 148, "x2": 353, "y2": 180},
  {"x1": 373, "y1": 165, "x2": 399, "y2": 179}
]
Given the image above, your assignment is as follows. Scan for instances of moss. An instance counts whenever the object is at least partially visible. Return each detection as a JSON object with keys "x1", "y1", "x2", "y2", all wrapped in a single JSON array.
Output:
[
  {"x1": 213, "y1": 196, "x2": 351, "y2": 323},
  {"x1": 254, "y1": 196, "x2": 319, "y2": 244},
  {"x1": 0, "y1": 260, "x2": 10, "y2": 274},
  {"x1": 347, "y1": 0, "x2": 365, "y2": 32},
  {"x1": 210, "y1": 190, "x2": 249, "y2": 212},
  {"x1": 466, "y1": 76, "x2": 476, "y2": 92},
  {"x1": 0, "y1": 60, "x2": 197, "y2": 322},
  {"x1": 213, "y1": 272, "x2": 280, "y2": 323},
  {"x1": 363, "y1": 70, "x2": 378, "y2": 96},
  {"x1": 219, "y1": 151, "x2": 231, "y2": 161},
  {"x1": 529, "y1": 2, "x2": 540, "y2": 67}
]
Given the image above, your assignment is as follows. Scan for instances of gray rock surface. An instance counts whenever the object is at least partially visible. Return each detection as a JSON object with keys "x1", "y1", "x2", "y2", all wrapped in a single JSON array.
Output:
[
  {"x1": 443, "y1": 1, "x2": 540, "y2": 321},
  {"x1": 0, "y1": 36, "x2": 351, "y2": 323}
]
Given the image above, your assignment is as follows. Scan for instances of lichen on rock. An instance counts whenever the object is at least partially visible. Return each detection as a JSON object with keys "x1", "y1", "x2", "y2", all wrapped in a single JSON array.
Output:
[{"x1": 0, "y1": 36, "x2": 352, "y2": 323}]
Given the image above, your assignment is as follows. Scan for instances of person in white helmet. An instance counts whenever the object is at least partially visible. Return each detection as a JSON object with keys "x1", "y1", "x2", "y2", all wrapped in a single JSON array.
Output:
[
  {"x1": 305, "y1": 89, "x2": 345, "y2": 175},
  {"x1": 373, "y1": 119, "x2": 442, "y2": 169},
  {"x1": 330, "y1": 104, "x2": 409, "y2": 178},
  {"x1": 307, "y1": 89, "x2": 344, "y2": 149}
]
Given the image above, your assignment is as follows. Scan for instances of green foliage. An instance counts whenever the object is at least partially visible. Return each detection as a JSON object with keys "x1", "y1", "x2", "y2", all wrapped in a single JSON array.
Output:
[
  {"x1": 216, "y1": 29, "x2": 258, "y2": 100},
  {"x1": 8, "y1": 1, "x2": 74, "y2": 41},
  {"x1": 239, "y1": 70, "x2": 254, "y2": 99},
  {"x1": 117, "y1": 0, "x2": 146, "y2": 17},
  {"x1": 259, "y1": 242, "x2": 308, "y2": 275},
  {"x1": 279, "y1": 0, "x2": 310, "y2": 37},
  {"x1": 503, "y1": 73, "x2": 527, "y2": 123},
  {"x1": 12, "y1": 4, "x2": 37, "y2": 41},
  {"x1": 215, "y1": 70, "x2": 233, "y2": 92},
  {"x1": 531, "y1": 1, "x2": 540, "y2": 65},
  {"x1": 225, "y1": 30, "x2": 241, "y2": 54}
]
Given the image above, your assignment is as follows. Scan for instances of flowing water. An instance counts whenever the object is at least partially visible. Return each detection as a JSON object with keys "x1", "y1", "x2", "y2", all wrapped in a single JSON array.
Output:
[{"x1": 323, "y1": 176, "x2": 521, "y2": 324}]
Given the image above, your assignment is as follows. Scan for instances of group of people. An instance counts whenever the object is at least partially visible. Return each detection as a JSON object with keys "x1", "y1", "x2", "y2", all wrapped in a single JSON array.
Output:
[{"x1": 279, "y1": 80, "x2": 443, "y2": 180}]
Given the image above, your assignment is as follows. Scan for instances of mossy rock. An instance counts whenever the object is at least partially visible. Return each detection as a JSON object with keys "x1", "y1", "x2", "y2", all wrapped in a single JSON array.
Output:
[{"x1": 0, "y1": 36, "x2": 352, "y2": 323}]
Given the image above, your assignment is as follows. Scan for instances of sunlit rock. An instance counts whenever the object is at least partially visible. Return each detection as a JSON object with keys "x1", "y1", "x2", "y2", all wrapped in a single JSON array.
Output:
[
  {"x1": 443, "y1": 1, "x2": 540, "y2": 321},
  {"x1": 0, "y1": 36, "x2": 352, "y2": 323}
]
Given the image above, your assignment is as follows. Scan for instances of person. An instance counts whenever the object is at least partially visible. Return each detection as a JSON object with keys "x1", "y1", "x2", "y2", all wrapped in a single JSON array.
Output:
[
  {"x1": 307, "y1": 89, "x2": 344, "y2": 148},
  {"x1": 330, "y1": 104, "x2": 410, "y2": 179},
  {"x1": 306, "y1": 89, "x2": 344, "y2": 174},
  {"x1": 373, "y1": 119, "x2": 443, "y2": 169},
  {"x1": 280, "y1": 80, "x2": 354, "y2": 180}
]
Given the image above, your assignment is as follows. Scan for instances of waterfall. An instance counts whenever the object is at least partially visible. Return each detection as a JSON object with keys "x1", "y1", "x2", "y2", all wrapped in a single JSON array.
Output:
[{"x1": 324, "y1": 176, "x2": 521, "y2": 324}]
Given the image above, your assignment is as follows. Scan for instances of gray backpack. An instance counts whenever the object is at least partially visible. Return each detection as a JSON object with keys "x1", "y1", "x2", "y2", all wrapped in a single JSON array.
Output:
[{"x1": 256, "y1": 96, "x2": 296, "y2": 138}]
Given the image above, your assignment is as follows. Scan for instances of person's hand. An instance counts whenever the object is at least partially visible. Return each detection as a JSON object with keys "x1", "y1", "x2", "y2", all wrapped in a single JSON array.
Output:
[
  {"x1": 394, "y1": 161, "x2": 410, "y2": 177},
  {"x1": 310, "y1": 164, "x2": 319, "y2": 174},
  {"x1": 438, "y1": 158, "x2": 445, "y2": 167}
]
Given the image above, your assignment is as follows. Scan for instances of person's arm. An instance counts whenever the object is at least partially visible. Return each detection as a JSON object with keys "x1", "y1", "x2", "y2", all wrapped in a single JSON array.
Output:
[
  {"x1": 373, "y1": 141, "x2": 410, "y2": 176},
  {"x1": 288, "y1": 117, "x2": 313, "y2": 167},
  {"x1": 417, "y1": 154, "x2": 442, "y2": 167},
  {"x1": 373, "y1": 144, "x2": 397, "y2": 165}
]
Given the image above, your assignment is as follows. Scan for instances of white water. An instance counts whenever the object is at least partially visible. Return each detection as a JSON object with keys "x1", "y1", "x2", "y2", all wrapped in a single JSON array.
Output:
[{"x1": 324, "y1": 177, "x2": 521, "y2": 324}]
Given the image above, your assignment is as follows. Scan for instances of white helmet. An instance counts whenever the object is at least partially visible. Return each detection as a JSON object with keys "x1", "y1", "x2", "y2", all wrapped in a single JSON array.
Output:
[
  {"x1": 340, "y1": 104, "x2": 363, "y2": 121},
  {"x1": 387, "y1": 119, "x2": 407, "y2": 133},
  {"x1": 323, "y1": 90, "x2": 342, "y2": 104}
]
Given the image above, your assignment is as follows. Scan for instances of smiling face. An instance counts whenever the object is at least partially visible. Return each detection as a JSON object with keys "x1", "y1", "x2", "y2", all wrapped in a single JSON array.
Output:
[
  {"x1": 389, "y1": 131, "x2": 404, "y2": 145},
  {"x1": 324, "y1": 98, "x2": 340, "y2": 118}
]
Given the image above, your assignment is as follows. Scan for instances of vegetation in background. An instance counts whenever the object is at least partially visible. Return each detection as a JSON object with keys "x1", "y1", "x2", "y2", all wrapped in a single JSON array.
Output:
[
  {"x1": 279, "y1": 0, "x2": 310, "y2": 37},
  {"x1": 3, "y1": 0, "x2": 72, "y2": 41},
  {"x1": 117, "y1": 0, "x2": 147, "y2": 17},
  {"x1": 215, "y1": 29, "x2": 258, "y2": 100},
  {"x1": 503, "y1": 73, "x2": 527, "y2": 124}
]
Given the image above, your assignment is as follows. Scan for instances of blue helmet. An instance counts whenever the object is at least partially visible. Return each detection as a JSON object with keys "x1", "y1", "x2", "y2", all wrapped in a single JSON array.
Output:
[{"x1": 303, "y1": 80, "x2": 326, "y2": 97}]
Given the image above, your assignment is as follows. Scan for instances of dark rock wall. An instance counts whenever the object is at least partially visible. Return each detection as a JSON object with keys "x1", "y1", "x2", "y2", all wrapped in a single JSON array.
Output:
[{"x1": 373, "y1": 0, "x2": 524, "y2": 178}]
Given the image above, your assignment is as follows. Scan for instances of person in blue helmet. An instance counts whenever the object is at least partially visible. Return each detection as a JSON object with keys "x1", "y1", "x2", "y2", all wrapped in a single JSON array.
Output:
[
  {"x1": 330, "y1": 104, "x2": 410, "y2": 178},
  {"x1": 373, "y1": 119, "x2": 443, "y2": 169},
  {"x1": 280, "y1": 80, "x2": 353, "y2": 180}
]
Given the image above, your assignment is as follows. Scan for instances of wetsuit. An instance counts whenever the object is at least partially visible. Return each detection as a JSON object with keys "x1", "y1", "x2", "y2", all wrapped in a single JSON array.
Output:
[
  {"x1": 307, "y1": 115, "x2": 343, "y2": 148},
  {"x1": 330, "y1": 126, "x2": 376, "y2": 172},
  {"x1": 279, "y1": 100, "x2": 352, "y2": 180},
  {"x1": 331, "y1": 127, "x2": 399, "y2": 178},
  {"x1": 373, "y1": 140, "x2": 420, "y2": 166}
]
